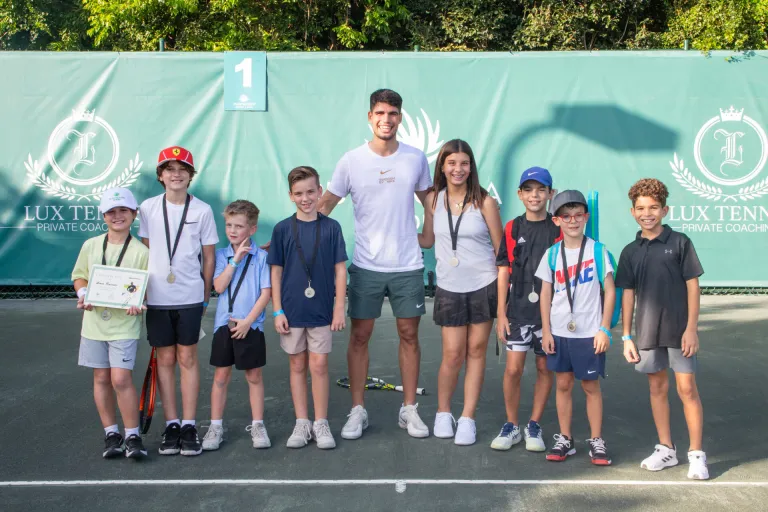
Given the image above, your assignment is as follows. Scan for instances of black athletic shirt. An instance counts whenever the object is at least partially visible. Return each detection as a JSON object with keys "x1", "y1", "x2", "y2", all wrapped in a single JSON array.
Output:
[
  {"x1": 496, "y1": 214, "x2": 561, "y2": 324},
  {"x1": 615, "y1": 225, "x2": 704, "y2": 350}
]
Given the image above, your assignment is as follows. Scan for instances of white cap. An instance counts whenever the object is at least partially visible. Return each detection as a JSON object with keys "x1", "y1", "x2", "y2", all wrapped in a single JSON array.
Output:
[{"x1": 99, "y1": 188, "x2": 139, "y2": 214}]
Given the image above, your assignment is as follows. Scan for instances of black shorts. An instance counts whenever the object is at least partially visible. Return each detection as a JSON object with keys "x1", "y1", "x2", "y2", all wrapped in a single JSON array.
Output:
[
  {"x1": 210, "y1": 326, "x2": 266, "y2": 370},
  {"x1": 433, "y1": 280, "x2": 497, "y2": 327},
  {"x1": 505, "y1": 322, "x2": 545, "y2": 356},
  {"x1": 146, "y1": 307, "x2": 203, "y2": 348}
]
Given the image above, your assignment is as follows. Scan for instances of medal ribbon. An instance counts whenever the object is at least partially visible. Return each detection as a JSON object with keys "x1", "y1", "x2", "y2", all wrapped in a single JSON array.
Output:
[
  {"x1": 162, "y1": 194, "x2": 191, "y2": 271},
  {"x1": 560, "y1": 236, "x2": 588, "y2": 319},
  {"x1": 290, "y1": 214, "x2": 322, "y2": 289},
  {"x1": 102, "y1": 233, "x2": 132, "y2": 267},
  {"x1": 227, "y1": 252, "x2": 254, "y2": 315},
  {"x1": 446, "y1": 192, "x2": 470, "y2": 252}
]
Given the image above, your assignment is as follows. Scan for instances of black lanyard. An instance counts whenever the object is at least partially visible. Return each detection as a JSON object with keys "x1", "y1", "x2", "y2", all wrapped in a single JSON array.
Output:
[
  {"x1": 162, "y1": 194, "x2": 191, "y2": 269},
  {"x1": 290, "y1": 214, "x2": 322, "y2": 286},
  {"x1": 102, "y1": 233, "x2": 132, "y2": 267},
  {"x1": 446, "y1": 192, "x2": 470, "y2": 252},
  {"x1": 561, "y1": 236, "x2": 587, "y2": 316},
  {"x1": 227, "y1": 253, "x2": 253, "y2": 314}
]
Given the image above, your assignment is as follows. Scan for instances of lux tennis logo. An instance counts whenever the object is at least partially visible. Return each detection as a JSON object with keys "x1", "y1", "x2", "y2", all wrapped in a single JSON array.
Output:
[{"x1": 668, "y1": 106, "x2": 768, "y2": 235}]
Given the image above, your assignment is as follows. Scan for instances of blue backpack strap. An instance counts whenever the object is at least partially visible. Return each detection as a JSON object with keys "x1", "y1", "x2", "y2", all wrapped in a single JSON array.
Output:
[
  {"x1": 594, "y1": 241, "x2": 606, "y2": 289},
  {"x1": 548, "y1": 242, "x2": 560, "y2": 272}
]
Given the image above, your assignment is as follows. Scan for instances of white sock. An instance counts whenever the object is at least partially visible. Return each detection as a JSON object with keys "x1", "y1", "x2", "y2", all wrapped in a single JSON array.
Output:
[
  {"x1": 125, "y1": 427, "x2": 139, "y2": 438},
  {"x1": 296, "y1": 418, "x2": 310, "y2": 424},
  {"x1": 252, "y1": 420, "x2": 264, "y2": 426},
  {"x1": 166, "y1": 419, "x2": 180, "y2": 427},
  {"x1": 181, "y1": 419, "x2": 195, "y2": 427},
  {"x1": 104, "y1": 424, "x2": 119, "y2": 436},
  {"x1": 211, "y1": 419, "x2": 223, "y2": 427},
  {"x1": 314, "y1": 418, "x2": 328, "y2": 425}
]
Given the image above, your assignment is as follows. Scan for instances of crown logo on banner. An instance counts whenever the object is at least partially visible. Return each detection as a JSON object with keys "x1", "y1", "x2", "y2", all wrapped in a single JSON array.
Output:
[
  {"x1": 719, "y1": 106, "x2": 744, "y2": 122},
  {"x1": 71, "y1": 109, "x2": 97, "y2": 122}
]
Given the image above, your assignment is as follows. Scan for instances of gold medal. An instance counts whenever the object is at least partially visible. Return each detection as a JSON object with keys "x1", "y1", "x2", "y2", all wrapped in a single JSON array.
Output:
[
  {"x1": 449, "y1": 256, "x2": 460, "y2": 267},
  {"x1": 567, "y1": 320, "x2": 577, "y2": 332},
  {"x1": 100, "y1": 309, "x2": 112, "y2": 321},
  {"x1": 228, "y1": 319, "x2": 237, "y2": 329},
  {"x1": 305, "y1": 286, "x2": 316, "y2": 299},
  {"x1": 167, "y1": 272, "x2": 176, "y2": 284}
]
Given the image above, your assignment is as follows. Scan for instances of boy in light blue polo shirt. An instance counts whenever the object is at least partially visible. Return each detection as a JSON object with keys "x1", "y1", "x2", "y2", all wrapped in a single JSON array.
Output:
[{"x1": 201, "y1": 200, "x2": 272, "y2": 451}]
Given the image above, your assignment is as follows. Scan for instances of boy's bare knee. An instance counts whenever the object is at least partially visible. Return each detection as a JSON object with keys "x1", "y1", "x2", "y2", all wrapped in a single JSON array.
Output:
[{"x1": 245, "y1": 369, "x2": 263, "y2": 385}]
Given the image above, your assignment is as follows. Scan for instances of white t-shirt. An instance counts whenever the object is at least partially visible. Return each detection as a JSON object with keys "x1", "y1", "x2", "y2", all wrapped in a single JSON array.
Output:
[
  {"x1": 328, "y1": 142, "x2": 432, "y2": 272},
  {"x1": 138, "y1": 194, "x2": 219, "y2": 307},
  {"x1": 534, "y1": 237, "x2": 613, "y2": 338}
]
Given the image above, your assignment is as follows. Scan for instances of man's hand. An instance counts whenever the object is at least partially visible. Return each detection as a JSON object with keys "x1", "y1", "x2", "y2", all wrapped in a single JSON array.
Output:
[
  {"x1": 681, "y1": 328, "x2": 700, "y2": 357},
  {"x1": 594, "y1": 330, "x2": 610, "y2": 354},
  {"x1": 331, "y1": 305, "x2": 346, "y2": 332},
  {"x1": 274, "y1": 313, "x2": 290, "y2": 335},
  {"x1": 623, "y1": 339, "x2": 640, "y2": 364}
]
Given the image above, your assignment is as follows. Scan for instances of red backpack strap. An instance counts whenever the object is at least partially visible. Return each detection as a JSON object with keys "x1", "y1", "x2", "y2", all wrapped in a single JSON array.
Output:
[{"x1": 504, "y1": 219, "x2": 516, "y2": 274}]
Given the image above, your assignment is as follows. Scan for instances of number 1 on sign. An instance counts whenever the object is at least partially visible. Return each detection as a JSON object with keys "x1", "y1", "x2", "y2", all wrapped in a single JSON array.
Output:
[{"x1": 235, "y1": 57, "x2": 252, "y2": 88}]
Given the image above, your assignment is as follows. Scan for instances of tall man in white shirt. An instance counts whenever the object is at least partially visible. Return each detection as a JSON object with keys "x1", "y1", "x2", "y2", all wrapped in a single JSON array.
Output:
[{"x1": 318, "y1": 89, "x2": 433, "y2": 439}]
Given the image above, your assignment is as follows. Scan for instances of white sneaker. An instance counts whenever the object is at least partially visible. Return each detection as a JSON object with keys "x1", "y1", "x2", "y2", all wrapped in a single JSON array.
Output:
[
  {"x1": 454, "y1": 417, "x2": 476, "y2": 446},
  {"x1": 341, "y1": 405, "x2": 369, "y2": 440},
  {"x1": 201, "y1": 423, "x2": 224, "y2": 451},
  {"x1": 398, "y1": 404, "x2": 430, "y2": 438},
  {"x1": 246, "y1": 422, "x2": 271, "y2": 449},
  {"x1": 641, "y1": 444, "x2": 678, "y2": 471},
  {"x1": 524, "y1": 421, "x2": 546, "y2": 452},
  {"x1": 286, "y1": 420, "x2": 313, "y2": 448},
  {"x1": 433, "y1": 412, "x2": 455, "y2": 439},
  {"x1": 313, "y1": 420, "x2": 336, "y2": 450},
  {"x1": 687, "y1": 450, "x2": 709, "y2": 480},
  {"x1": 490, "y1": 422, "x2": 522, "y2": 450}
]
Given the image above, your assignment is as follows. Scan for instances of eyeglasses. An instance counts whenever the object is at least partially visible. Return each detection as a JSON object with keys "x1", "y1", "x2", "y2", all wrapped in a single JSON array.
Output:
[{"x1": 557, "y1": 213, "x2": 587, "y2": 223}]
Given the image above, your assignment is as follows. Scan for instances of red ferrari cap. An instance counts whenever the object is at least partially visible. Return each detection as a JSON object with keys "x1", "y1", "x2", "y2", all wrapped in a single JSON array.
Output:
[{"x1": 157, "y1": 146, "x2": 194, "y2": 170}]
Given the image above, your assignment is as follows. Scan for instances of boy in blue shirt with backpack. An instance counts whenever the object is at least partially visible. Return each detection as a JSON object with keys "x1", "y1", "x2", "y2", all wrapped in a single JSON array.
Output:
[{"x1": 535, "y1": 190, "x2": 616, "y2": 465}]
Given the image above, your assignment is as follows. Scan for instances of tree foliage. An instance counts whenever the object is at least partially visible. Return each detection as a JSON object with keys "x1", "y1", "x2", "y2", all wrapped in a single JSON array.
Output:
[{"x1": 1, "y1": 0, "x2": 766, "y2": 52}]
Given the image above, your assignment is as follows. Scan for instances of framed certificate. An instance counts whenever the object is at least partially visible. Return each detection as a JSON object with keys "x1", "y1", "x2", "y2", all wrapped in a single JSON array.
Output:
[{"x1": 84, "y1": 264, "x2": 149, "y2": 309}]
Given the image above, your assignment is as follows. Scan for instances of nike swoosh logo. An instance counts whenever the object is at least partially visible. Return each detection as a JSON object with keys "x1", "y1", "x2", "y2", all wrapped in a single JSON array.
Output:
[
  {"x1": 380, "y1": 169, "x2": 393, "y2": 175},
  {"x1": 184, "y1": 221, "x2": 198, "y2": 225},
  {"x1": 587, "y1": 370, "x2": 596, "y2": 374},
  {"x1": 416, "y1": 303, "x2": 424, "y2": 308},
  {"x1": 527, "y1": 172, "x2": 536, "y2": 176},
  {"x1": 122, "y1": 358, "x2": 132, "y2": 362}
]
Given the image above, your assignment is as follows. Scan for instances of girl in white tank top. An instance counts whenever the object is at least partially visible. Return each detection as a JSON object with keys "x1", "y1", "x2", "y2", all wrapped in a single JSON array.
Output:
[{"x1": 418, "y1": 139, "x2": 503, "y2": 446}]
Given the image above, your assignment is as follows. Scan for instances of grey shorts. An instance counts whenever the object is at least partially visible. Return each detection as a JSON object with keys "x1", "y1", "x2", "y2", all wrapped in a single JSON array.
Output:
[
  {"x1": 635, "y1": 347, "x2": 697, "y2": 374},
  {"x1": 78, "y1": 337, "x2": 139, "y2": 370},
  {"x1": 347, "y1": 264, "x2": 426, "y2": 319}
]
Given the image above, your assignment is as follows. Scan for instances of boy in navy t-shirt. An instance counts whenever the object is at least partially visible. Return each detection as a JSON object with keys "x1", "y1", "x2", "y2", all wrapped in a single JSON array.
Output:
[{"x1": 268, "y1": 166, "x2": 348, "y2": 450}]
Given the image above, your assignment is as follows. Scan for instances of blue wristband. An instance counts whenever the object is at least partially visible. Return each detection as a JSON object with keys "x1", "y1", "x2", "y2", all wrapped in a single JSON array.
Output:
[
  {"x1": 228, "y1": 257, "x2": 239, "y2": 268},
  {"x1": 622, "y1": 334, "x2": 633, "y2": 341},
  {"x1": 598, "y1": 326, "x2": 612, "y2": 343},
  {"x1": 272, "y1": 309, "x2": 284, "y2": 318},
  {"x1": 203, "y1": 302, "x2": 209, "y2": 308}
]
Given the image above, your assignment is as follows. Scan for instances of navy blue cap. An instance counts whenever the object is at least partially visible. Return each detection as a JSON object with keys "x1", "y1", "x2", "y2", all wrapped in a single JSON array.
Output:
[{"x1": 519, "y1": 166, "x2": 553, "y2": 188}]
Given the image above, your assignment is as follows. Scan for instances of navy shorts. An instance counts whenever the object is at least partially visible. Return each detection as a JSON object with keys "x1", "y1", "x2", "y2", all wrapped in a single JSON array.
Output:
[{"x1": 547, "y1": 335, "x2": 606, "y2": 380}]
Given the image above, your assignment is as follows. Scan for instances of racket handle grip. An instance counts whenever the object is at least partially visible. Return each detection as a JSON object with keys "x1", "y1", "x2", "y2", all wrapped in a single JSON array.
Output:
[{"x1": 395, "y1": 385, "x2": 427, "y2": 395}]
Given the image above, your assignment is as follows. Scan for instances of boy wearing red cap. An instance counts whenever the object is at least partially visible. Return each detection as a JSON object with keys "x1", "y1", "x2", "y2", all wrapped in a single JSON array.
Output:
[{"x1": 139, "y1": 147, "x2": 219, "y2": 456}]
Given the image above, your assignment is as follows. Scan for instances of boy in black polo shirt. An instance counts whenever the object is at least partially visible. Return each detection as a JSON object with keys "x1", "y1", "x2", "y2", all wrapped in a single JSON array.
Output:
[{"x1": 615, "y1": 178, "x2": 708, "y2": 480}]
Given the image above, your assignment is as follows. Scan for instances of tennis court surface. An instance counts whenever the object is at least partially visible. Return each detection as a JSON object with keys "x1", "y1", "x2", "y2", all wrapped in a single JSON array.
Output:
[{"x1": 1, "y1": 295, "x2": 767, "y2": 511}]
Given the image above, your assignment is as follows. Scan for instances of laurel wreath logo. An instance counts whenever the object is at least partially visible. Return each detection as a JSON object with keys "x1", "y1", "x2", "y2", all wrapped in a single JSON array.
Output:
[
  {"x1": 25, "y1": 153, "x2": 143, "y2": 202},
  {"x1": 670, "y1": 153, "x2": 768, "y2": 203}
]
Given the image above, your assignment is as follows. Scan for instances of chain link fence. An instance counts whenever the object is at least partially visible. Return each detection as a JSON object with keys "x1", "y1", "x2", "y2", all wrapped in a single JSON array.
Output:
[{"x1": 0, "y1": 284, "x2": 765, "y2": 300}]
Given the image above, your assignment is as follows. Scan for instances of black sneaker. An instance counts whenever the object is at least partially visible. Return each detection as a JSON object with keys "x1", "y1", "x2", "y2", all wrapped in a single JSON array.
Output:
[
  {"x1": 103, "y1": 432, "x2": 125, "y2": 459},
  {"x1": 546, "y1": 434, "x2": 575, "y2": 462},
  {"x1": 125, "y1": 434, "x2": 148, "y2": 459},
  {"x1": 180, "y1": 424, "x2": 202, "y2": 456},
  {"x1": 587, "y1": 437, "x2": 612, "y2": 466},
  {"x1": 159, "y1": 423, "x2": 182, "y2": 455}
]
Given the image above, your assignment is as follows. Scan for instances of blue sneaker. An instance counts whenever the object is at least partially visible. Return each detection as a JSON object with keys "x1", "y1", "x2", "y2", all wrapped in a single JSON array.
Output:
[
  {"x1": 524, "y1": 420, "x2": 546, "y2": 452},
  {"x1": 490, "y1": 422, "x2": 521, "y2": 450}
]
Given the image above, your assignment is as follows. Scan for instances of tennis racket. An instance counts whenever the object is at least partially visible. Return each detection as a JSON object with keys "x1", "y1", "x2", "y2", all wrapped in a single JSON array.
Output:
[
  {"x1": 138, "y1": 347, "x2": 157, "y2": 435},
  {"x1": 336, "y1": 376, "x2": 427, "y2": 396}
]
